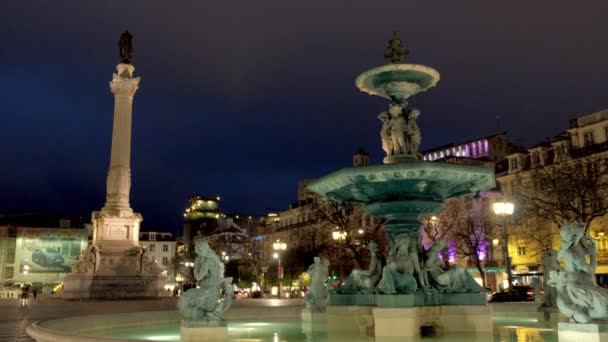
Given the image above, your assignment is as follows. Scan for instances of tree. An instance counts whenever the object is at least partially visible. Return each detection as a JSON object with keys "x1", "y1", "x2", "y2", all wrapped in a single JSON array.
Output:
[
  {"x1": 517, "y1": 155, "x2": 608, "y2": 231},
  {"x1": 423, "y1": 195, "x2": 493, "y2": 287},
  {"x1": 510, "y1": 215, "x2": 558, "y2": 259},
  {"x1": 451, "y1": 196, "x2": 493, "y2": 288},
  {"x1": 311, "y1": 199, "x2": 385, "y2": 273}
]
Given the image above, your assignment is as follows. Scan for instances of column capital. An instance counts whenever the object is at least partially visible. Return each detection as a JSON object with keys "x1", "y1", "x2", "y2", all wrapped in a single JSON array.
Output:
[{"x1": 110, "y1": 64, "x2": 140, "y2": 97}]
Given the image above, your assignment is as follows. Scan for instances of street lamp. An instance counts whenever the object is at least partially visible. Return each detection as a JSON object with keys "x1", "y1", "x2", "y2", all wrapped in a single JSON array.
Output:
[
  {"x1": 493, "y1": 201, "x2": 515, "y2": 293},
  {"x1": 332, "y1": 231, "x2": 347, "y2": 240},
  {"x1": 272, "y1": 240, "x2": 287, "y2": 298}
]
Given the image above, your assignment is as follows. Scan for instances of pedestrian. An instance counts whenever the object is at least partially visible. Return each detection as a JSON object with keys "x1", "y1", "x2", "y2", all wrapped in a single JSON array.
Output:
[
  {"x1": 20, "y1": 285, "x2": 29, "y2": 307},
  {"x1": 33, "y1": 288, "x2": 37, "y2": 300}
]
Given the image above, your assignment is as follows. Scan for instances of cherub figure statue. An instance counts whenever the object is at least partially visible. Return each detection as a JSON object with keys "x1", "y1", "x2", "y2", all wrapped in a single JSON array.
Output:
[
  {"x1": 548, "y1": 222, "x2": 608, "y2": 323},
  {"x1": 388, "y1": 103, "x2": 408, "y2": 155},
  {"x1": 406, "y1": 108, "x2": 421, "y2": 155},
  {"x1": 378, "y1": 111, "x2": 393, "y2": 156},
  {"x1": 177, "y1": 240, "x2": 233, "y2": 321},
  {"x1": 304, "y1": 256, "x2": 330, "y2": 312}
]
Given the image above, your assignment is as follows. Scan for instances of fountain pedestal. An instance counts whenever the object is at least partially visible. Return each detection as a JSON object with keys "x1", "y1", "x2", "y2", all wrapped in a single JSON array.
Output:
[
  {"x1": 180, "y1": 321, "x2": 228, "y2": 342},
  {"x1": 374, "y1": 305, "x2": 492, "y2": 337},
  {"x1": 558, "y1": 323, "x2": 608, "y2": 342}
]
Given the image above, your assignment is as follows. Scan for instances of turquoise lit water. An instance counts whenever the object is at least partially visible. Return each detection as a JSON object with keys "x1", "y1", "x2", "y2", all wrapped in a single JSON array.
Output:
[{"x1": 88, "y1": 314, "x2": 559, "y2": 341}]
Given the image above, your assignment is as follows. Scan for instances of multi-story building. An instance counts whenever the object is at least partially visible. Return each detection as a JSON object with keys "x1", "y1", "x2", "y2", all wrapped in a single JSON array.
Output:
[
  {"x1": 0, "y1": 214, "x2": 88, "y2": 291},
  {"x1": 139, "y1": 231, "x2": 177, "y2": 290},
  {"x1": 422, "y1": 132, "x2": 511, "y2": 163},
  {"x1": 497, "y1": 109, "x2": 608, "y2": 284}
]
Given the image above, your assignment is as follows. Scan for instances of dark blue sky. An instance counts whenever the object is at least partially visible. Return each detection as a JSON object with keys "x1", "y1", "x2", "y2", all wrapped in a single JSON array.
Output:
[{"x1": 1, "y1": 1, "x2": 607, "y2": 233}]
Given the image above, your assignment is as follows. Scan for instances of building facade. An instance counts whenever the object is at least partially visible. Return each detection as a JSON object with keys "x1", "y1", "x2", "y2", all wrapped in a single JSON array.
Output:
[
  {"x1": 497, "y1": 109, "x2": 608, "y2": 284},
  {"x1": 139, "y1": 231, "x2": 177, "y2": 290}
]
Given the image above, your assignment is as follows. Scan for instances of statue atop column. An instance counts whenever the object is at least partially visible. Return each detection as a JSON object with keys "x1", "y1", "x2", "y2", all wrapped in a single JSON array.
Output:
[{"x1": 119, "y1": 30, "x2": 133, "y2": 64}]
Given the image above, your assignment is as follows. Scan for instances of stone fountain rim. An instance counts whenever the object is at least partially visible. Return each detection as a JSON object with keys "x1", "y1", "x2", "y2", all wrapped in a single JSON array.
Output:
[
  {"x1": 355, "y1": 63, "x2": 441, "y2": 99},
  {"x1": 307, "y1": 161, "x2": 496, "y2": 199}
]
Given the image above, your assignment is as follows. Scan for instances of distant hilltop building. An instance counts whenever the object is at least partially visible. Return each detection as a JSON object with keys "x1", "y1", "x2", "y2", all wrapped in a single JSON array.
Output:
[{"x1": 422, "y1": 132, "x2": 511, "y2": 163}]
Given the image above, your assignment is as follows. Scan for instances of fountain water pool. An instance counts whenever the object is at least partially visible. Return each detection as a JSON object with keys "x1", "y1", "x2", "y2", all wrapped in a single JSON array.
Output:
[{"x1": 27, "y1": 304, "x2": 561, "y2": 341}]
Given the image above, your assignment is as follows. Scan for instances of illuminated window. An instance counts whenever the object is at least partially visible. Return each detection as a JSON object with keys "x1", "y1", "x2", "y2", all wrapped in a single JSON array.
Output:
[{"x1": 517, "y1": 245, "x2": 526, "y2": 256}]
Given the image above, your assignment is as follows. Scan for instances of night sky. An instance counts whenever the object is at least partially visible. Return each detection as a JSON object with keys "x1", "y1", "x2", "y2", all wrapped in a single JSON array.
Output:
[{"x1": 1, "y1": 1, "x2": 608, "y2": 234}]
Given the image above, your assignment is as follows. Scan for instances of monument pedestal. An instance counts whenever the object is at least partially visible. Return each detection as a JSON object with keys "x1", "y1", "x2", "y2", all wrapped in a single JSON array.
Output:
[
  {"x1": 181, "y1": 320, "x2": 228, "y2": 342},
  {"x1": 374, "y1": 305, "x2": 492, "y2": 337},
  {"x1": 558, "y1": 322, "x2": 608, "y2": 342}
]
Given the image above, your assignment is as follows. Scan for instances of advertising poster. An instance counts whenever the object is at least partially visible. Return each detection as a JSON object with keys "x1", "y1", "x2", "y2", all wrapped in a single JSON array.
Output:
[{"x1": 14, "y1": 228, "x2": 87, "y2": 282}]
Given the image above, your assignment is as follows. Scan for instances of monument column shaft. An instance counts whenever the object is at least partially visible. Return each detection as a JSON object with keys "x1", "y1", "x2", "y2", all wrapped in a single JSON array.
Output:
[{"x1": 104, "y1": 64, "x2": 140, "y2": 212}]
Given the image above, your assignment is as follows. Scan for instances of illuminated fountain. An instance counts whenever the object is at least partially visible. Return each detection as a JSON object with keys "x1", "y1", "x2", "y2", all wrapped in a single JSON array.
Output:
[{"x1": 306, "y1": 32, "x2": 496, "y2": 338}]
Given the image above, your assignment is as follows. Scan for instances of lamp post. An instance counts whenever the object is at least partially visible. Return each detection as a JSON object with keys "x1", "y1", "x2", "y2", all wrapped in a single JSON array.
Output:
[
  {"x1": 493, "y1": 201, "x2": 514, "y2": 293},
  {"x1": 272, "y1": 240, "x2": 287, "y2": 298}
]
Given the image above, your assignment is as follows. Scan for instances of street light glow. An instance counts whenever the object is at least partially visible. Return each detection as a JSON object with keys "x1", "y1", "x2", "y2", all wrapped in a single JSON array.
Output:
[
  {"x1": 493, "y1": 201, "x2": 514, "y2": 215},
  {"x1": 273, "y1": 240, "x2": 287, "y2": 250},
  {"x1": 332, "y1": 231, "x2": 347, "y2": 240},
  {"x1": 273, "y1": 252, "x2": 279, "y2": 259}
]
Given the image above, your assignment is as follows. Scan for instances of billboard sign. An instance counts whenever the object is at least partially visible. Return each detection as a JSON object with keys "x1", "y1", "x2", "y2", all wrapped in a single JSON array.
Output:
[{"x1": 14, "y1": 228, "x2": 87, "y2": 282}]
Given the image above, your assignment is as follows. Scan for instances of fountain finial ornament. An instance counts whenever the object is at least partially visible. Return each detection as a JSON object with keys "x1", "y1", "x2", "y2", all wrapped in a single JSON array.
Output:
[
  {"x1": 119, "y1": 30, "x2": 133, "y2": 64},
  {"x1": 384, "y1": 31, "x2": 409, "y2": 64}
]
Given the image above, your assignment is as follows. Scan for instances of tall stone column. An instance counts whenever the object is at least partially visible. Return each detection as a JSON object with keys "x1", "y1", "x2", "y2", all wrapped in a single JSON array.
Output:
[
  {"x1": 91, "y1": 63, "x2": 142, "y2": 249},
  {"x1": 61, "y1": 31, "x2": 163, "y2": 299},
  {"x1": 104, "y1": 63, "x2": 139, "y2": 213}
]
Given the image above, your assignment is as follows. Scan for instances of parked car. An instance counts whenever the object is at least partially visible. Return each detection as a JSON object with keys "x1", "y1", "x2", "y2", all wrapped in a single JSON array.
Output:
[
  {"x1": 32, "y1": 248, "x2": 64, "y2": 267},
  {"x1": 489, "y1": 285, "x2": 535, "y2": 302}
]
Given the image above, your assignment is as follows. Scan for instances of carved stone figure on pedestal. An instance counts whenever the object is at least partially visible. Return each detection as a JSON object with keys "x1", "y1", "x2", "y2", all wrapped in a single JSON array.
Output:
[
  {"x1": 423, "y1": 239, "x2": 485, "y2": 293},
  {"x1": 377, "y1": 235, "x2": 423, "y2": 293},
  {"x1": 178, "y1": 240, "x2": 233, "y2": 321},
  {"x1": 304, "y1": 256, "x2": 330, "y2": 312},
  {"x1": 378, "y1": 102, "x2": 422, "y2": 159},
  {"x1": 548, "y1": 222, "x2": 608, "y2": 323},
  {"x1": 540, "y1": 249, "x2": 559, "y2": 309},
  {"x1": 338, "y1": 241, "x2": 384, "y2": 294},
  {"x1": 71, "y1": 246, "x2": 99, "y2": 275}
]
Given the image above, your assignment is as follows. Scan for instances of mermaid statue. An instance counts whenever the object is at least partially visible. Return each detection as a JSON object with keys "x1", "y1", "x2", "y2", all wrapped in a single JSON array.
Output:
[
  {"x1": 177, "y1": 240, "x2": 233, "y2": 322},
  {"x1": 548, "y1": 222, "x2": 608, "y2": 323}
]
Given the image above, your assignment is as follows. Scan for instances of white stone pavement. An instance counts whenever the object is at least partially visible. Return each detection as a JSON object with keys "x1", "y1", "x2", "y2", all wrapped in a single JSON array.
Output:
[{"x1": 0, "y1": 296, "x2": 304, "y2": 341}]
